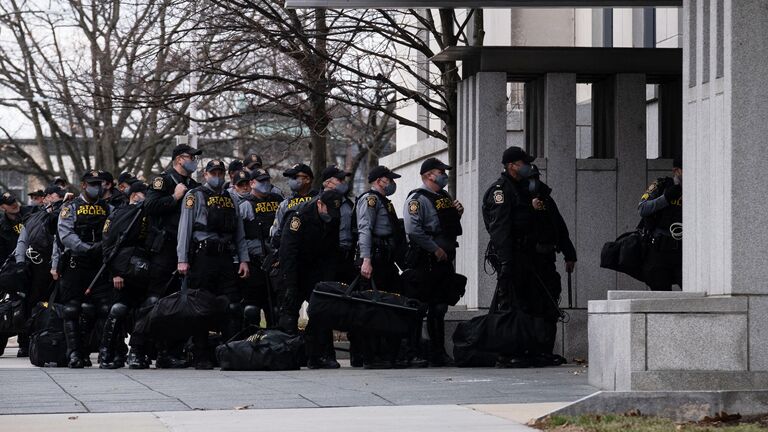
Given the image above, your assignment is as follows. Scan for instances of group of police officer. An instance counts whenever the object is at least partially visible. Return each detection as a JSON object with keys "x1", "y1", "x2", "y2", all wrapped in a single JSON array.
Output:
[{"x1": 0, "y1": 142, "x2": 681, "y2": 370}]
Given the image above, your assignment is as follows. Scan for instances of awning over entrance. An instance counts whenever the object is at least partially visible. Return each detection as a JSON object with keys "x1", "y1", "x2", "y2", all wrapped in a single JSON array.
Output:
[
  {"x1": 432, "y1": 46, "x2": 682, "y2": 83},
  {"x1": 286, "y1": 0, "x2": 681, "y2": 8}
]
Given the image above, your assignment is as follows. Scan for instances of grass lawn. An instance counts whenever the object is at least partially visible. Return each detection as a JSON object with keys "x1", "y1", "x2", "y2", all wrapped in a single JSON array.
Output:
[{"x1": 532, "y1": 413, "x2": 768, "y2": 431}]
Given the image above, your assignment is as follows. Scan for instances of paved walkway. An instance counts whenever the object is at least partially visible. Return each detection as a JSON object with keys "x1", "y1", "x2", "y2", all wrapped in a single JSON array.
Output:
[{"x1": 0, "y1": 344, "x2": 595, "y2": 431}]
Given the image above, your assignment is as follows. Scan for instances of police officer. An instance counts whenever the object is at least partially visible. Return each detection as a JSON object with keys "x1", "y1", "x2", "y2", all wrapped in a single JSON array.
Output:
[
  {"x1": 243, "y1": 154, "x2": 284, "y2": 197},
  {"x1": 320, "y1": 165, "x2": 356, "y2": 282},
  {"x1": 238, "y1": 168, "x2": 283, "y2": 327},
  {"x1": 144, "y1": 143, "x2": 201, "y2": 368},
  {"x1": 639, "y1": 157, "x2": 682, "y2": 291},
  {"x1": 277, "y1": 189, "x2": 343, "y2": 369},
  {"x1": 0, "y1": 192, "x2": 32, "y2": 356},
  {"x1": 225, "y1": 159, "x2": 244, "y2": 192},
  {"x1": 117, "y1": 172, "x2": 136, "y2": 193},
  {"x1": 177, "y1": 159, "x2": 250, "y2": 369},
  {"x1": 98, "y1": 182, "x2": 150, "y2": 369},
  {"x1": 404, "y1": 158, "x2": 464, "y2": 367},
  {"x1": 482, "y1": 147, "x2": 576, "y2": 368},
  {"x1": 101, "y1": 171, "x2": 128, "y2": 208},
  {"x1": 270, "y1": 163, "x2": 317, "y2": 247},
  {"x1": 27, "y1": 190, "x2": 45, "y2": 207},
  {"x1": 56, "y1": 171, "x2": 112, "y2": 368}
]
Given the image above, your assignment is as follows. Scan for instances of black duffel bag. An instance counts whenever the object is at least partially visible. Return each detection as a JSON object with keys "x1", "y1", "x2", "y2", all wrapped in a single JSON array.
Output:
[
  {"x1": 0, "y1": 295, "x2": 26, "y2": 333},
  {"x1": 308, "y1": 277, "x2": 423, "y2": 337},
  {"x1": 216, "y1": 327, "x2": 305, "y2": 371},
  {"x1": 600, "y1": 230, "x2": 647, "y2": 282},
  {"x1": 402, "y1": 269, "x2": 467, "y2": 306},
  {"x1": 452, "y1": 308, "x2": 537, "y2": 367},
  {"x1": 27, "y1": 288, "x2": 67, "y2": 367},
  {"x1": 145, "y1": 276, "x2": 228, "y2": 338}
]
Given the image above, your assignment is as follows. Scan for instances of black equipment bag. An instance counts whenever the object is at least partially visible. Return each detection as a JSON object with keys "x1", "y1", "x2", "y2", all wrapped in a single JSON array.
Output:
[
  {"x1": 216, "y1": 327, "x2": 305, "y2": 371},
  {"x1": 401, "y1": 268, "x2": 467, "y2": 306},
  {"x1": 0, "y1": 295, "x2": 25, "y2": 333},
  {"x1": 600, "y1": 230, "x2": 646, "y2": 282},
  {"x1": 145, "y1": 276, "x2": 228, "y2": 338},
  {"x1": 0, "y1": 254, "x2": 28, "y2": 297},
  {"x1": 27, "y1": 286, "x2": 67, "y2": 367},
  {"x1": 308, "y1": 277, "x2": 423, "y2": 337}
]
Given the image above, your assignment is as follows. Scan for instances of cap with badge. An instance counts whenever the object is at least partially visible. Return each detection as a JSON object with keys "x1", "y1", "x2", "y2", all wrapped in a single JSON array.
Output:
[
  {"x1": 0, "y1": 192, "x2": 17, "y2": 205},
  {"x1": 81, "y1": 170, "x2": 106, "y2": 183},
  {"x1": 244, "y1": 154, "x2": 263, "y2": 169},
  {"x1": 318, "y1": 189, "x2": 343, "y2": 219},
  {"x1": 283, "y1": 163, "x2": 314, "y2": 178},
  {"x1": 501, "y1": 146, "x2": 535, "y2": 165},
  {"x1": 44, "y1": 185, "x2": 66, "y2": 197},
  {"x1": 321, "y1": 165, "x2": 351, "y2": 182},
  {"x1": 172, "y1": 144, "x2": 203, "y2": 159},
  {"x1": 52, "y1": 176, "x2": 68, "y2": 187},
  {"x1": 419, "y1": 157, "x2": 452, "y2": 175},
  {"x1": 27, "y1": 190, "x2": 45, "y2": 198},
  {"x1": 205, "y1": 160, "x2": 226, "y2": 173},
  {"x1": 233, "y1": 170, "x2": 250, "y2": 185},
  {"x1": 367, "y1": 165, "x2": 401, "y2": 183},
  {"x1": 228, "y1": 159, "x2": 244, "y2": 173},
  {"x1": 250, "y1": 168, "x2": 271, "y2": 181},
  {"x1": 101, "y1": 171, "x2": 115, "y2": 184},
  {"x1": 117, "y1": 172, "x2": 135, "y2": 184}
]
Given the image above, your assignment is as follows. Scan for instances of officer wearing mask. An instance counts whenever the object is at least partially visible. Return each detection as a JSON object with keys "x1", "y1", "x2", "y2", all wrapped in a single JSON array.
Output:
[
  {"x1": 117, "y1": 172, "x2": 136, "y2": 193},
  {"x1": 98, "y1": 181, "x2": 150, "y2": 369},
  {"x1": 320, "y1": 165, "x2": 355, "y2": 282},
  {"x1": 404, "y1": 158, "x2": 464, "y2": 367},
  {"x1": 144, "y1": 144, "x2": 201, "y2": 368},
  {"x1": 27, "y1": 190, "x2": 45, "y2": 207},
  {"x1": 56, "y1": 171, "x2": 112, "y2": 368},
  {"x1": 638, "y1": 157, "x2": 682, "y2": 291},
  {"x1": 238, "y1": 168, "x2": 283, "y2": 327},
  {"x1": 244, "y1": 154, "x2": 284, "y2": 197},
  {"x1": 0, "y1": 192, "x2": 32, "y2": 356},
  {"x1": 177, "y1": 159, "x2": 250, "y2": 369},
  {"x1": 270, "y1": 163, "x2": 317, "y2": 247},
  {"x1": 225, "y1": 160, "x2": 244, "y2": 194},
  {"x1": 101, "y1": 171, "x2": 128, "y2": 209},
  {"x1": 11, "y1": 186, "x2": 66, "y2": 357},
  {"x1": 482, "y1": 146, "x2": 576, "y2": 368},
  {"x1": 278, "y1": 189, "x2": 343, "y2": 369}
]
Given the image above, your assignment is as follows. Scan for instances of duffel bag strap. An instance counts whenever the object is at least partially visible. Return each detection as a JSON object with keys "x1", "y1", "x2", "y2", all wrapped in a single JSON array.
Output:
[{"x1": 344, "y1": 276, "x2": 362, "y2": 296}]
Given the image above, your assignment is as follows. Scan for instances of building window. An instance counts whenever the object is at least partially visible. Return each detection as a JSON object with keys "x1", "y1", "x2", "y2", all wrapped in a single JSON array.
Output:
[
  {"x1": 644, "y1": 8, "x2": 656, "y2": 48},
  {"x1": 603, "y1": 8, "x2": 614, "y2": 47},
  {"x1": 702, "y1": 0, "x2": 710, "y2": 84},
  {"x1": 689, "y1": 0, "x2": 697, "y2": 87}
]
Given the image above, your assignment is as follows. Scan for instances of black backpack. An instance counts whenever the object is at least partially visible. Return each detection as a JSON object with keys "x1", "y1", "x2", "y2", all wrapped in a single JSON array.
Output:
[{"x1": 27, "y1": 287, "x2": 67, "y2": 367}]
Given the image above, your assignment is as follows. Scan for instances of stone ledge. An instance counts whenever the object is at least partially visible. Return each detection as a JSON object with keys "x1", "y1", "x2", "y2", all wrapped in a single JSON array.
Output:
[
  {"x1": 631, "y1": 371, "x2": 768, "y2": 392},
  {"x1": 588, "y1": 297, "x2": 748, "y2": 314},
  {"x1": 607, "y1": 290, "x2": 706, "y2": 300}
]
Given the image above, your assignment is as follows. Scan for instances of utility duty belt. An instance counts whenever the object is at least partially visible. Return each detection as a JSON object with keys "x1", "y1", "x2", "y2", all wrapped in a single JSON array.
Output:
[{"x1": 194, "y1": 239, "x2": 235, "y2": 256}]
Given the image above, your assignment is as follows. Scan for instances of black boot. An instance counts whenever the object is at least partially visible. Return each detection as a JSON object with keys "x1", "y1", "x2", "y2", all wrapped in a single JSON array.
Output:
[
  {"x1": 427, "y1": 309, "x2": 453, "y2": 367},
  {"x1": 79, "y1": 306, "x2": 96, "y2": 367},
  {"x1": 127, "y1": 347, "x2": 150, "y2": 369},
  {"x1": 98, "y1": 316, "x2": 122, "y2": 369},
  {"x1": 63, "y1": 320, "x2": 84, "y2": 369},
  {"x1": 16, "y1": 333, "x2": 29, "y2": 357},
  {"x1": 155, "y1": 341, "x2": 189, "y2": 369}
]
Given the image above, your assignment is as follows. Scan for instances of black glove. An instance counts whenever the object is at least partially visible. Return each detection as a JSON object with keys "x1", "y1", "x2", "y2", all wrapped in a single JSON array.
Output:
[
  {"x1": 664, "y1": 184, "x2": 682, "y2": 201},
  {"x1": 278, "y1": 314, "x2": 298, "y2": 335}
]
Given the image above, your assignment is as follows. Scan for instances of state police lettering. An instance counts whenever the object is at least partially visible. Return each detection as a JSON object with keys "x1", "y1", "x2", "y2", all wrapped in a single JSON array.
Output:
[
  {"x1": 288, "y1": 196, "x2": 312, "y2": 209},
  {"x1": 434, "y1": 197, "x2": 453, "y2": 210},
  {"x1": 207, "y1": 195, "x2": 234, "y2": 209},
  {"x1": 12, "y1": 222, "x2": 22, "y2": 235},
  {"x1": 254, "y1": 201, "x2": 279, "y2": 213},
  {"x1": 76, "y1": 204, "x2": 108, "y2": 216}
]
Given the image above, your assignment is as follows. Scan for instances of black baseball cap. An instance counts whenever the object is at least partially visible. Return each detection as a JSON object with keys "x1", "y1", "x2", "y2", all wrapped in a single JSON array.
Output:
[
  {"x1": 27, "y1": 190, "x2": 45, "y2": 198},
  {"x1": 321, "y1": 165, "x2": 351, "y2": 182},
  {"x1": 232, "y1": 170, "x2": 250, "y2": 185},
  {"x1": 128, "y1": 182, "x2": 148, "y2": 195},
  {"x1": 205, "y1": 159, "x2": 227, "y2": 173},
  {"x1": 0, "y1": 192, "x2": 17, "y2": 205},
  {"x1": 117, "y1": 172, "x2": 135, "y2": 184},
  {"x1": 44, "y1": 185, "x2": 65, "y2": 197},
  {"x1": 250, "y1": 168, "x2": 271, "y2": 182},
  {"x1": 367, "y1": 165, "x2": 401, "y2": 183},
  {"x1": 673, "y1": 157, "x2": 682, "y2": 169},
  {"x1": 502, "y1": 146, "x2": 535, "y2": 165},
  {"x1": 244, "y1": 154, "x2": 263, "y2": 169},
  {"x1": 318, "y1": 189, "x2": 343, "y2": 219},
  {"x1": 172, "y1": 144, "x2": 202, "y2": 159},
  {"x1": 81, "y1": 170, "x2": 107, "y2": 184},
  {"x1": 52, "y1": 176, "x2": 67, "y2": 186},
  {"x1": 102, "y1": 171, "x2": 114, "y2": 183},
  {"x1": 228, "y1": 159, "x2": 244, "y2": 173},
  {"x1": 420, "y1": 157, "x2": 452, "y2": 175},
  {"x1": 283, "y1": 163, "x2": 313, "y2": 178}
]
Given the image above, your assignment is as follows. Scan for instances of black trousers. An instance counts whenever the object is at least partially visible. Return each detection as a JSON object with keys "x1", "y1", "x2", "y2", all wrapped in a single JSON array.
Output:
[
  {"x1": 240, "y1": 256, "x2": 275, "y2": 326},
  {"x1": 643, "y1": 237, "x2": 682, "y2": 291},
  {"x1": 113, "y1": 279, "x2": 149, "y2": 349},
  {"x1": 59, "y1": 257, "x2": 113, "y2": 355}
]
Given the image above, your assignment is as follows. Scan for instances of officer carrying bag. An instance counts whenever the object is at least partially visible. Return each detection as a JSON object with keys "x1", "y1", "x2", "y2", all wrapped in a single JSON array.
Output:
[
  {"x1": 600, "y1": 230, "x2": 646, "y2": 282},
  {"x1": 145, "y1": 276, "x2": 228, "y2": 338},
  {"x1": 309, "y1": 277, "x2": 423, "y2": 337},
  {"x1": 27, "y1": 284, "x2": 68, "y2": 367},
  {"x1": 215, "y1": 327, "x2": 305, "y2": 371}
]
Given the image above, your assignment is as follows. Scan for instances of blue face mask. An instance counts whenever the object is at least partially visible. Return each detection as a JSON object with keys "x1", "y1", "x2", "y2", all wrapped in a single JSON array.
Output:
[
  {"x1": 255, "y1": 182, "x2": 272, "y2": 194},
  {"x1": 85, "y1": 184, "x2": 102, "y2": 200},
  {"x1": 182, "y1": 160, "x2": 197, "y2": 174},
  {"x1": 384, "y1": 181, "x2": 397, "y2": 196},
  {"x1": 334, "y1": 183, "x2": 349, "y2": 195},
  {"x1": 207, "y1": 176, "x2": 223, "y2": 189},
  {"x1": 433, "y1": 173, "x2": 449, "y2": 189},
  {"x1": 517, "y1": 163, "x2": 533, "y2": 178},
  {"x1": 288, "y1": 178, "x2": 302, "y2": 193}
]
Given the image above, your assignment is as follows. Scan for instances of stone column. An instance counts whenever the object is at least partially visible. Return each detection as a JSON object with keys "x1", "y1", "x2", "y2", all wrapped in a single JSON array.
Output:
[
  {"x1": 455, "y1": 72, "x2": 508, "y2": 309},
  {"x1": 614, "y1": 73, "x2": 648, "y2": 290}
]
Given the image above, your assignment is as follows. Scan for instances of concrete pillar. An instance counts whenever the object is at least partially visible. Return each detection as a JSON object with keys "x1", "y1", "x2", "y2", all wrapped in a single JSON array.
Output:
[
  {"x1": 614, "y1": 73, "x2": 648, "y2": 290},
  {"x1": 455, "y1": 72, "x2": 507, "y2": 309}
]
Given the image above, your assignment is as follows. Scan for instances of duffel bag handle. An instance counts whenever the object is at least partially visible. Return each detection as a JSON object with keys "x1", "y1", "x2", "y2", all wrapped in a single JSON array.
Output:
[
  {"x1": 344, "y1": 276, "x2": 381, "y2": 299},
  {"x1": 180, "y1": 274, "x2": 188, "y2": 299}
]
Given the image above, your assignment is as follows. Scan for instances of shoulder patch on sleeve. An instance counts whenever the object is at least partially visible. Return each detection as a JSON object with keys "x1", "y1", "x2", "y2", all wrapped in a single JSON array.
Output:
[
  {"x1": 184, "y1": 194, "x2": 195, "y2": 209},
  {"x1": 103, "y1": 219, "x2": 111, "y2": 234},
  {"x1": 645, "y1": 182, "x2": 658, "y2": 195},
  {"x1": 60, "y1": 206, "x2": 71, "y2": 219},
  {"x1": 493, "y1": 190, "x2": 505, "y2": 204},
  {"x1": 152, "y1": 177, "x2": 164, "y2": 190},
  {"x1": 367, "y1": 195, "x2": 377, "y2": 208},
  {"x1": 289, "y1": 216, "x2": 301, "y2": 232},
  {"x1": 408, "y1": 199, "x2": 420, "y2": 215}
]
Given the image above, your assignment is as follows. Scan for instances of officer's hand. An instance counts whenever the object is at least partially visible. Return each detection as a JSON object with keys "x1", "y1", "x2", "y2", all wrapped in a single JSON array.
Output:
[
  {"x1": 664, "y1": 184, "x2": 682, "y2": 201},
  {"x1": 238, "y1": 262, "x2": 250, "y2": 279},
  {"x1": 361, "y1": 258, "x2": 373, "y2": 279},
  {"x1": 178, "y1": 262, "x2": 189, "y2": 275},
  {"x1": 173, "y1": 183, "x2": 188, "y2": 201},
  {"x1": 565, "y1": 261, "x2": 576, "y2": 274},
  {"x1": 113, "y1": 276, "x2": 124, "y2": 290},
  {"x1": 532, "y1": 198, "x2": 546, "y2": 211},
  {"x1": 50, "y1": 269, "x2": 59, "y2": 281},
  {"x1": 434, "y1": 247, "x2": 448, "y2": 262},
  {"x1": 453, "y1": 200, "x2": 464, "y2": 216},
  {"x1": 63, "y1": 192, "x2": 74, "y2": 202}
]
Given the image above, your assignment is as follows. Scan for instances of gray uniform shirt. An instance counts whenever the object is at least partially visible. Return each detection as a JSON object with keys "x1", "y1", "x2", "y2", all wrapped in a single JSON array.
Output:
[
  {"x1": 239, "y1": 199, "x2": 268, "y2": 257},
  {"x1": 356, "y1": 190, "x2": 395, "y2": 259},
  {"x1": 270, "y1": 193, "x2": 315, "y2": 240},
  {"x1": 177, "y1": 185, "x2": 249, "y2": 264},
  {"x1": 339, "y1": 198, "x2": 354, "y2": 252},
  {"x1": 14, "y1": 226, "x2": 28, "y2": 264},
  {"x1": 57, "y1": 195, "x2": 112, "y2": 256},
  {"x1": 404, "y1": 184, "x2": 452, "y2": 253}
]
